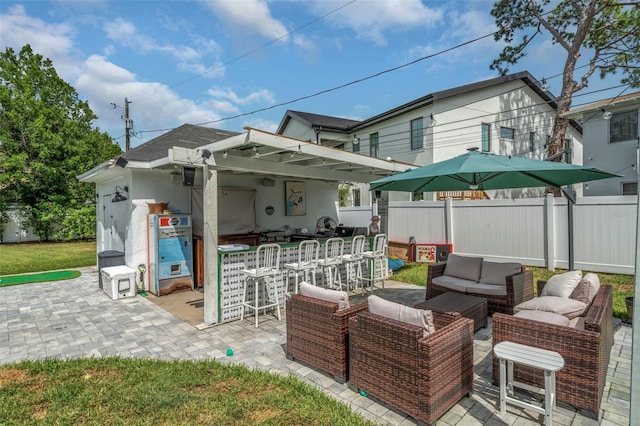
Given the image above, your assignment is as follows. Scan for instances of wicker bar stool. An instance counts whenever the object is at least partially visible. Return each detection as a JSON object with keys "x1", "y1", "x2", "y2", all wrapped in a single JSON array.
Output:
[{"x1": 240, "y1": 243, "x2": 282, "y2": 327}]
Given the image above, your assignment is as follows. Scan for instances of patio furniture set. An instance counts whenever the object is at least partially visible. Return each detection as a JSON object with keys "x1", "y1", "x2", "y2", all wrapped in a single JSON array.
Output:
[{"x1": 284, "y1": 253, "x2": 614, "y2": 425}]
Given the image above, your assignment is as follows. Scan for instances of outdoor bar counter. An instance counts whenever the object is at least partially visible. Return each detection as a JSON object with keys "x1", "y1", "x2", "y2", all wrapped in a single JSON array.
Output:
[{"x1": 216, "y1": 237, "x2": 370, "y2": 324}]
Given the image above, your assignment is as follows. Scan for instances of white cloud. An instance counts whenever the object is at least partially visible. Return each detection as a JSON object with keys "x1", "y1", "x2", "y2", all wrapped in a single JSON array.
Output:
[
  {"x1": 308, "y1": 0, "x2": 443, "y2": 46},
  {"x1": 0, "y1": 4, "x2": 79, "y2": 77},
  {"x1": 202, "y1": 0, "x2": 289, "y2": 40},
  {"x1": 207, "y1": 87, "x2": 275, "y2": 106}
]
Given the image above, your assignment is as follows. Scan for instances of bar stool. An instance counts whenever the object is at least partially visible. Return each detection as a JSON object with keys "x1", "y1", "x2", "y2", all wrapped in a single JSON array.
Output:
[
  {"x1": 317, "y1": 237, "x2": 344, "y2": 289},
  {"x1": 361, "y1": 233, "x2": 388, "y2": 292},
  {"x1": 340, "y1": 235, "x2": 366, "y2": 293},
  {"x1": 240, "y1": 243, "x2": 282, "y2": 328},
  {"x1": 283, "y1": 239, "x2": 320, "y2": 294}
]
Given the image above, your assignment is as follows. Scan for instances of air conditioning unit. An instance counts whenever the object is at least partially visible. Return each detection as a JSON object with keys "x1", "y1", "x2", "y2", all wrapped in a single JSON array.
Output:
[{"x1": 101, "y1": 265, "x2": 137, "y2": 300}]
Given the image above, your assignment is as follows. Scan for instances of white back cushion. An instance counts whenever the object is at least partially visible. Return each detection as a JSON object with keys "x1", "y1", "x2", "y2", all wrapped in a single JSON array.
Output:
[
  {"x1": 299, "y1": 282, "x2": 350, "y2": 310},
  {"x1": 570, "y1": 273, "x2": 601, "y2": 304},
  {"x1": 541, "y1": 270, "x2": 583, "y2": 298},
  {"x1": 368, "y1": 295, "x2": 435, "y2": 337}
]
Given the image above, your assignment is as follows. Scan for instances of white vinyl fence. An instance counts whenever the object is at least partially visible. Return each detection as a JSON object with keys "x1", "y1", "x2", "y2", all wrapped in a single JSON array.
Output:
[{"x1": 339, "y1": 195, "x2": 637, "y2": 275}]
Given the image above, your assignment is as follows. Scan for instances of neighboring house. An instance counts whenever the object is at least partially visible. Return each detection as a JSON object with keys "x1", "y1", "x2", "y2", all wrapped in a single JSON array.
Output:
[
  {"x1": 562, "y1": 91, "x2": 640, "y2": 196},
  {"x1": 277, "y1": 71, "x2": 584, "y2": 204}
]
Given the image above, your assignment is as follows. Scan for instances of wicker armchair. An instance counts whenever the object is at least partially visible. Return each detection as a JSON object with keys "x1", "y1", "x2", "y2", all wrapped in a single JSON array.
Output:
[
  {"x1": 426, "y1": 262, "x2": 533, "y2": 315},
  {"x1": 348, "y1": 310, "x2": 474, "y2": 425},
  {"x1": 285, "y1": 294, "x2": 368, "y2": 383},
  {"x1": 492, "y1": 283, "x2": 614, "y2": 418}
]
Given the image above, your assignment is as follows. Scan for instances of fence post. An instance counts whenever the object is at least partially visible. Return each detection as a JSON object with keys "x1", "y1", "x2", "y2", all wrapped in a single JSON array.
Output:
[
  {"x1": 544, "y1": 194, "x2": 555, "y2": 271},
  {"x1": 445, "y1": 197, "x2": 454, "y2": 247}
]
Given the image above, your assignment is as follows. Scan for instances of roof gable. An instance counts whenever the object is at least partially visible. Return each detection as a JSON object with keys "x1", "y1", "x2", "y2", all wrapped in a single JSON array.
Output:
[{"x1": 121, "y1": 124, "x2": 240, "y2": 162}]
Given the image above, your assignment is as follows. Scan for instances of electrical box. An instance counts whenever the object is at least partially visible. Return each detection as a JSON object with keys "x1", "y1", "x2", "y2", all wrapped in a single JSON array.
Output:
[{"x1": 101, "y1": 265, "x2": 137, "y2": 300}]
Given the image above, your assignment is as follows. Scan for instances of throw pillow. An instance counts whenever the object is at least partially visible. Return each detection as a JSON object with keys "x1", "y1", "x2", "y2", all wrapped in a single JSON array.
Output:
[
  {"x1": 299, "y1": 282, "x2": 350, "y2": 310},
  {"x1": 368, "y1": 295, "x2": 435, "y2": 337},
  {"x1": 570, "y1": 273, "x2": 601, "y2": 304},
  {"x1": 479, "y1": 261, "x2": 522, "y2": 286},
  {"x1": 514, "y1": 296, "x2": 587, "y2": 319},
  {"x1": 540, "y1": 270, "x2": 583, "y2": 298},
  {"x1": 443, "y1": 254, "x2": 483, "y2": 282}
]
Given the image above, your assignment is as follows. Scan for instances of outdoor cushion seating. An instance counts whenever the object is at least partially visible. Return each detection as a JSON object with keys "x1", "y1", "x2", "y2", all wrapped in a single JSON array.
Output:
[
  {"x1": 348, "y1": 301, "x2": 474, "y2": 425},
  {"x1": 512, "y1": 271, "x2": 600, "y2": 321},
  {"x1": 285, "y1": 284, "x2": 367, "y2": 383},
  {"x1": 492, "y1": 279, "x2": 614, "y2": 418},
  {"x1": 426, "y1": 253, "x2": 534, "y2": 315}
]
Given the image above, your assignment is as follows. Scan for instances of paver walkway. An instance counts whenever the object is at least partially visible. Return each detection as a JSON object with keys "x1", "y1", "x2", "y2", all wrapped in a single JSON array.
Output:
[{"x1": 0, "y1": 266, "x2": 632, "y2": 425}]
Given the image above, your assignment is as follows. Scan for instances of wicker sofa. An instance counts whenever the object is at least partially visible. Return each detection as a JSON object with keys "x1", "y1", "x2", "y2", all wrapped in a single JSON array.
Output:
[
  {"x1": 348, "y1": 310, "x2": 474, "y2": 425},
  {"x1": 426, "y1": 254, "x2": 534, "y2": 315},
  {"x1": 492, "y1": 282, "x2": 614, "y2": 418},
  {"x1": 285, "y1": 293, "x2": 368, "y2": 383}
]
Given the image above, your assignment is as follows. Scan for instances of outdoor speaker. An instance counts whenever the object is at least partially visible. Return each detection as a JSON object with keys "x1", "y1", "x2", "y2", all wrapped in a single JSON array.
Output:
[
  {"x1": 182, "y1": 166, "x2": 196, "y2": 186},
  {"x1": 436, "y1": 245, "x2": 451, "y2": 262}
]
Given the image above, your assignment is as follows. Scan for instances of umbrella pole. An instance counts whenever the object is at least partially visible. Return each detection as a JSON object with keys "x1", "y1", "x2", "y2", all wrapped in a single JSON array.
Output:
[{"x1": 561, "y1": 187, "x2": 576, "y2": 271}]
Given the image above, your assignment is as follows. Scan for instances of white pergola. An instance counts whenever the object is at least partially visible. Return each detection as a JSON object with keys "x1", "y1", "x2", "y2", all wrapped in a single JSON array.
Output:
[{"x1": 168, "y1": 127, "x2": 415, "y2": 325}]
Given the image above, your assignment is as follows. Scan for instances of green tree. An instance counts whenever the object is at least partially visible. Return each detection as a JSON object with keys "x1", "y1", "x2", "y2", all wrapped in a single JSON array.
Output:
[
  {"x1": 0, "y1": 45, "x2": 121, "y2": 241},
  {"x1": 491, "y1": 0, "x2": 639, "y2": 168}
]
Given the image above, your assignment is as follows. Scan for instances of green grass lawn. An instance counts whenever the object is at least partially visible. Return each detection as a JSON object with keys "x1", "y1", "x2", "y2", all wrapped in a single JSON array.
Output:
[
  {"x1": 0, "y1": 241, "x2": 96, "y2": 276},
  {"x1": 392, "y1": 261, "x2": 635, "y2": 322},
  {"x1": 0, "y1": 357, "x2": 374, "y2": 426}
]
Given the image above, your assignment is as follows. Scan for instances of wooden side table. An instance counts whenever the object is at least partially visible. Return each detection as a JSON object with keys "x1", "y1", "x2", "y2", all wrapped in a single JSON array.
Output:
[{"x1": 493, "y1": 341, "x2": 564, "y2": 426}]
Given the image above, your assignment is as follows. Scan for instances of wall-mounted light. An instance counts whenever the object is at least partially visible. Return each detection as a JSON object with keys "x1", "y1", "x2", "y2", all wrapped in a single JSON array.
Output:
[
  {"x1": 112, "y1": 185, "x2": 128, "y2": 202},
  {"x1": 352, "y1": 135, "x2": 360, "y2": 145},
  {"x1": 601, "y1": 108, "x2": 612, "y2": 120},
  {"x1": 201, "y1": 149, "x2": 212, "y2": 159},
  {"x1": 182, "y1": 166, "x2": 196, "y2": 186},
  {"x1": 115, "y1": 157, "x2": 128, "y2": 168},
  {"x1": 430, "y1": 113, "x2": 437, "y2": 126},
  {"x1": 262, "y1": 178, "x2": 276, "y2": 187},
  {"x1": 297, "y1": 145, "x2": 302, "y2": 155},
  {"x1": 223, "y1": 151, "x2": 228, "y2": 159}
]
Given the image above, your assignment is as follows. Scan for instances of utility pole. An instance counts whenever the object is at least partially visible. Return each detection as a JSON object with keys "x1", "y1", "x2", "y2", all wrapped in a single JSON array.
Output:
[{"x1": 124, "y1": 98, "x2": 133, "y2": 152}]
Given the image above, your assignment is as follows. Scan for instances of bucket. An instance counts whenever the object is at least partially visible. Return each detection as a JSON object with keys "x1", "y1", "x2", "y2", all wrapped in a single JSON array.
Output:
[{"x1": 147, "y1": 201, "x2": 169, "y2": 214}]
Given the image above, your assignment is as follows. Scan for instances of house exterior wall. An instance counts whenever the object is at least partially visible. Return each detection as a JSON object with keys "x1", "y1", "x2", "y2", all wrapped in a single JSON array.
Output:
[
  {"x1": 279, "y1": 79, "x2": 583, "y2": 206},
  {"x1": 581, "y1": 104, "x2": 639, "y2": 196}
]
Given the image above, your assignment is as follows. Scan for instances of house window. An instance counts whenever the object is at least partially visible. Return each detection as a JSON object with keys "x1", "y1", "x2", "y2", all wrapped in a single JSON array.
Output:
[
  {"x1": 352, "y1": 189, "x2": 361, "y2": 206},
  {"x1": 411, "y1": 118, "x2": 424, "y2": 150},
  {"x1": 610, "y1": 110, "x2": 638, "y2": 143},
  {"x1": 500, "y1": 126, "x2": 515, "y2": 140},
  {"x1": 481, "y1": 123, "x2": 491, "y2": 151},
  {"x1": 370, "y1": 132, "x2": 379, "y2": 157},
  {"x1": 622, "y1": 182, "x2": 637, "y2": 195},
  {"x1": 529, "y1": 131, "x2": 535, "y2": 152}
]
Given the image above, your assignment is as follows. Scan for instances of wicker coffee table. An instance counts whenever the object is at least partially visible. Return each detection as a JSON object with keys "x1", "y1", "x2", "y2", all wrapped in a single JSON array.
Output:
[{"x1": 414, "y1": 292, "x2": 487, "y2": 332}]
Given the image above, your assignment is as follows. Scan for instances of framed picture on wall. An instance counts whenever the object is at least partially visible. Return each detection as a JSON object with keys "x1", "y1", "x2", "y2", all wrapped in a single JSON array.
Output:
[{"x1": 285, "y1": 181, "x2": 306, "y2": 216}]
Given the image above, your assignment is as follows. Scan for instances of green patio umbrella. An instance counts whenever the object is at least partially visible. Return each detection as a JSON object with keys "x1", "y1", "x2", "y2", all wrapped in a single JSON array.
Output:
[
  {"x1": 370, "y1": 149, "x2": 621, "y2": 193},
  {"x1": 369, "y1": 149, "x2": 622, "y2": 271}
]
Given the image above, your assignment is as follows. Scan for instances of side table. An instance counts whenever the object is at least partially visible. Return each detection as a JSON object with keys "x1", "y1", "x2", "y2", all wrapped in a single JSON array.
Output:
[{"x1": 494, "y1": 341, "x2": 564, "y2": 426}]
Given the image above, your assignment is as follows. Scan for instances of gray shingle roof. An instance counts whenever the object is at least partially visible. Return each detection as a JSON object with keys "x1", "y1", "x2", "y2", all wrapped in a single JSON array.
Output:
[{"x1": 120, "y1": 124, "x2": 241, "y2": 162}]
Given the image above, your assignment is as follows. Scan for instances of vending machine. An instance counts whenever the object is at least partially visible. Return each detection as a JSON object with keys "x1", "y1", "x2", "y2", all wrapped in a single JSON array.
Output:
[{"x1": 148, "y1": 214, "x2": 193, "y2": 296}]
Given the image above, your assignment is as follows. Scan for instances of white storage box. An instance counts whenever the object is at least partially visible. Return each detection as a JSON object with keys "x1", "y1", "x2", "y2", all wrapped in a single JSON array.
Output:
[{"x1": 101, "y1": 265, "x2": 137, "y2": 300}]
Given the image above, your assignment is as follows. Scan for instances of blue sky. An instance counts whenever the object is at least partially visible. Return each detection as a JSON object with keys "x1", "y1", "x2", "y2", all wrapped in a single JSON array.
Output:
[{"x1": 1, "y1": 0, "x2": 629, "y2": 150}]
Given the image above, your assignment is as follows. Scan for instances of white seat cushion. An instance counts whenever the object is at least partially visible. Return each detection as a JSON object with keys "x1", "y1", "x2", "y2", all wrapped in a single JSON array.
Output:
[
  {"x1": 368, "y1": 295, "x2": 435, "y2": 337},
  {"x1": 514, "y1": 296, "x2": 587, "y2": 319},
  {"x1": 514, "y1": 310, "x2": 570, "y2": 326},
  {"x1": 299, "y1": 282, "x2": 350, "y2": 310}
]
